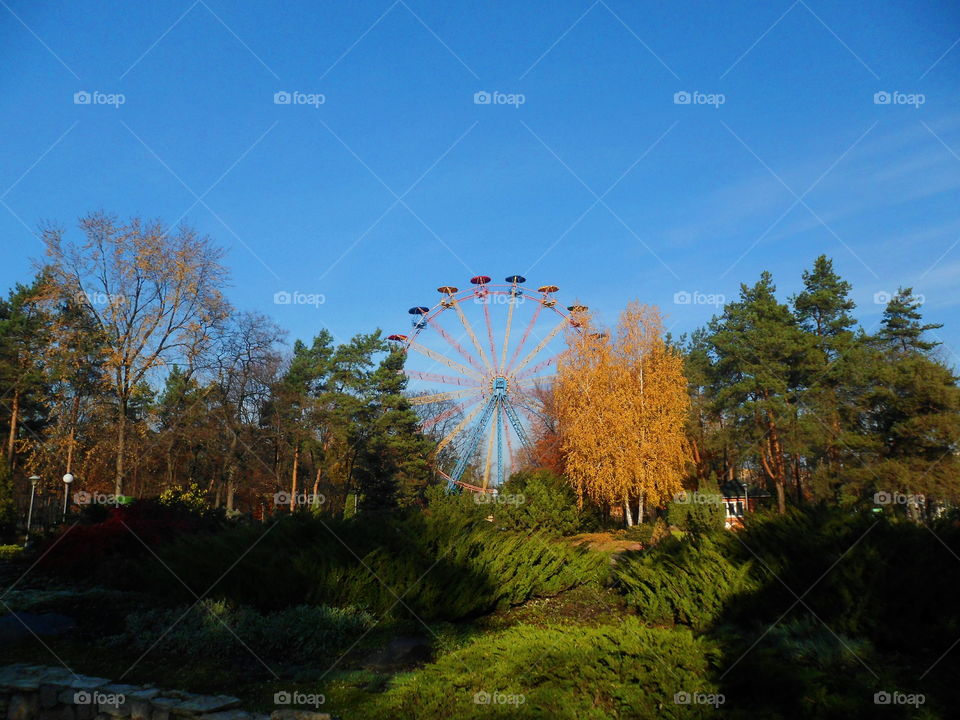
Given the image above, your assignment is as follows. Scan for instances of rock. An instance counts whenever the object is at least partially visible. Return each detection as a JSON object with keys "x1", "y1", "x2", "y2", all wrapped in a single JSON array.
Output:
[
  {"x1": 129, "y1": 699, "x2": 153, "y2": 720},
  {"x1": 8, "y1": 693, "x2": 40, "y2": 720},
  {"x1": 40, "y1": 706, "x2": 75, "y2": 720},
  {"x1": 68, "y1": 677, "x2": 111, "y2": 691}
]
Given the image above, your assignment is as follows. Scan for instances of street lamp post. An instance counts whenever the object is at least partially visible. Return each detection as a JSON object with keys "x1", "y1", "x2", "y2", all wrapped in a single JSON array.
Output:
[
  {"x1": 26, "y1": 475, "x2": 40, "y2": 543},
  {"x1": 62, "y1": 473, "x2": 74, "y2": 522}
]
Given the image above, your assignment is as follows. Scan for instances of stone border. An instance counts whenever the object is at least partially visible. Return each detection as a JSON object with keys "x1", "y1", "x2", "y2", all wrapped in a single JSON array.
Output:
[{"x1": 0, "y1": 666, "x2": 329, "y2": 720}]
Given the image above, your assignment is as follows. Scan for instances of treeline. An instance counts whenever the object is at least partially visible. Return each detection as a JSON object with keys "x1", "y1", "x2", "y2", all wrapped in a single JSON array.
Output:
[
  {"x1": 0, "y1": 212, "x2": 432, "y2": 529},
  {"x1": 680, "y1": 255, "x2": 960, "y2": 516},
  {"x1": 2, "y1": 212, "x2": 958, "y2": 528}
]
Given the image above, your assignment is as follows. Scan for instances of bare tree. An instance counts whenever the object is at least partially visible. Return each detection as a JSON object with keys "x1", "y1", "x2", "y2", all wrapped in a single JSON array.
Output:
[
  {"x1": 43, "y1": 212, "x2": 230, "y2": 495},
  {"x1": 212, "y1": 311, "x2": 284, "y2": 510}
]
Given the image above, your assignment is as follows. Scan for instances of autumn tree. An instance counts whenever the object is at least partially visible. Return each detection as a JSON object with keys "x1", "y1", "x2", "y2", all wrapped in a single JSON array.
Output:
[
  {"x1": 42, "y1": 212, "x2": 230, "y2": 495},
  {"x1": 555, "y1": 302, "x2": 689, "y2": 526}
]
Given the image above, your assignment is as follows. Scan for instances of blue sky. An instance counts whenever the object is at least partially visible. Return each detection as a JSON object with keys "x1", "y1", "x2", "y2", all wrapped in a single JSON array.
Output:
[{"x1": 1, "y1": 0, "x2": 959, "y2": 364}]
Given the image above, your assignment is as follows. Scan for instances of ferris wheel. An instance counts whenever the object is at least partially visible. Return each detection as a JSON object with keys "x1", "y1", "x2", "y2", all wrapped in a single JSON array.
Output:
[{"x1": 388, "y1": 275, "x2": 586, "y2": 492}]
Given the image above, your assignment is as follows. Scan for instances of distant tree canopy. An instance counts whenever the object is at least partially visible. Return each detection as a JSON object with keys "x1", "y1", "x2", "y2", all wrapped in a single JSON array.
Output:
[
  {"x1": 0, "y1": 212, "x2": 435, "y2": 522},
  {"x1": 680, "y1": 255, "x2": 960, "y2": 517},
  {"x1": 1, "y1": 220, "x2": 958, "y2": 527}
]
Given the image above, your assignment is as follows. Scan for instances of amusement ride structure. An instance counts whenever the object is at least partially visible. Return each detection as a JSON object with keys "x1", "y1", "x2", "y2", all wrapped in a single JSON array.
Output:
[{"x1": 388, "y1": 275, "x2": 585, "y2": 493}]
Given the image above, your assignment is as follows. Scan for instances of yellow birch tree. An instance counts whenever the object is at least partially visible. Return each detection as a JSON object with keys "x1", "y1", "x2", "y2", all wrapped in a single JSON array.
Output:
[{"x1": 555, "y1": 302, "x2": 689, "y2": 525}]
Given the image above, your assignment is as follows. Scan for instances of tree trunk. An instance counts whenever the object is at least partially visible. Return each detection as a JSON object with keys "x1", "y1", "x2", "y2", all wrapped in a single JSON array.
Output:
[
  {"x1": 312, "y1": 468, "x2": 321, "y2": 509},
  {"x1": 115, "y1": 397, "x2": 127, "y2": 496},
  {"x1": 623, "y1": 498, "x2": 634, "y2": 527},
  {"x1": 290, "y1": 443, "x2": 300, "y2": 511},
  {"x1": 6, "y1": 388, "x2": 19, "y2": 467},
  {"x1": 66, "y1": 394, "x2": 80, "y2": 474},
  {"x1": 637, "y1": 493, "x2": 644, "y2": 525},
  {"x1": 794, "y1": 456, "x2": 803, "y2": 504}
]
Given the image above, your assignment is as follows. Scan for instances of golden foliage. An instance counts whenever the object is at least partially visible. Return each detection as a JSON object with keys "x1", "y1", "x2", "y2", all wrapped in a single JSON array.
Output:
[{"x1": 554, "y1": 302, "x2": 690, "y2": 511}]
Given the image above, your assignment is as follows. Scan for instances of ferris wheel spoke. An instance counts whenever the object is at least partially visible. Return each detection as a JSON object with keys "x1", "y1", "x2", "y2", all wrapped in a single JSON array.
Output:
[
  {"x1": 425, "y1": 316, "x2": 486, "y2": 375},
  {"x1": 408, "y1": 340, "x2": 485, "y2": 381},
  {"x1": 514, "y1": 373, "x2": 557, "y2": 388},
  {"x1": 506, "y1": 303, "x2": 542, "y2": 371},
  {"x1": 500, "y1": 293, "x2": 517, "y2": 370},
  {"x1": 512, "y1": 318, "x2": 569, "y2": 374},
  {"x1": 514, "y1": 353, "x2": 562, "y2": 380},
  {"x1": 405, "y1": 370, "x2": 482, "y2": 387},
  {"x1": 436, "y1": 400, "x2": 486, "y2": 452},
  {"x1": 452, "y1": 300, "x2": 494, "y2": 371},
  {"x1": 422, "y1": 392, "x2": 483, "y2": 431},
  {"x1": 483, "y1": 300, "x2": 498, "y2": 372},
  {"x1": 409, "y1": 387, "x2": 482, "y2": 406}
]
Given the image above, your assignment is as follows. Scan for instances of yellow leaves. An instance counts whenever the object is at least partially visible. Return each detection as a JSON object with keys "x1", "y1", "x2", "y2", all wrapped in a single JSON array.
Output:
[{"x1": 555, "y1": 302, "x2": 690, "y2": 510}]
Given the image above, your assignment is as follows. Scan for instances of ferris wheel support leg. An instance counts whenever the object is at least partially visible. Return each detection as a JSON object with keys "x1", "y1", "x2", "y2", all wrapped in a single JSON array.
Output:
[
  {"x1": 496, "y1": 400, "x2": 504, "y2": 487},
  {"x1": 449, "y1": 395, "x2": 498, "y2": 491},
  {"x1": 502, "y1": 397, "x2": 532, "y2": 450}
]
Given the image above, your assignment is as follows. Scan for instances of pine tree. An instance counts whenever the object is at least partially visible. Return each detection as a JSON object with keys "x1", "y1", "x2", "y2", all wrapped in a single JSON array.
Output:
[
  {"x1": 790, "y1": 256, "x2": 861, "y2": 492},
  {"x1": 877, "y1": 288, "x2": 942, "y2": 354},
  {"x1": 708, "y1": 271, "x2": 817, "y2": 513}
]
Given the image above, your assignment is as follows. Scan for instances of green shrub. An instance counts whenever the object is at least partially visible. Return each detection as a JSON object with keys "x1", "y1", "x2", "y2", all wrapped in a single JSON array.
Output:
[
  {"x1": 614, "y1": 534, "x2": 756, "y2": 629},
  {"x1": 624, "y1": 518, "x2": 670, "y2": 547},
  {"x1": 719, "y1": 618, "x2": 885, "y2": 718},
  {"x1": 138, "y1": 511, "x2": 608, "y2": 621},
  {"x1": 491, "y1": 470, "x2": 582, "y2": 535},
  {"x1": 0, "y1": 544, "x2": 23, "y2": 561},
  {"x1": 666, "y1": 477, "x2": 726, "y2": 534},
  {"x1": 362, "y1": 618, "x2": 721, "y2": 720},
  {"x1": 108, "y1": 599, "x2": 374, "y2": 662}
]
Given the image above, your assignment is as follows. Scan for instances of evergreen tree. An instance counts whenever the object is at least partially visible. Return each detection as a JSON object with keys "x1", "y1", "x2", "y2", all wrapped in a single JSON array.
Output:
[
  {"x1": 0, "y1": 274, "x2": 51, "y2": 470},
  {"x1": 877, "y1": 288, "x2": 942, "y2": 354},
  {"x1": 356, "y1": 348, "x2": 433, "y2": 511},
  {"x1": 707, "y1": 271, "x2": 817, "y2": 513},
  {"x1": 790, "y1": 256, "x2": 861, "y2": 492}
]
